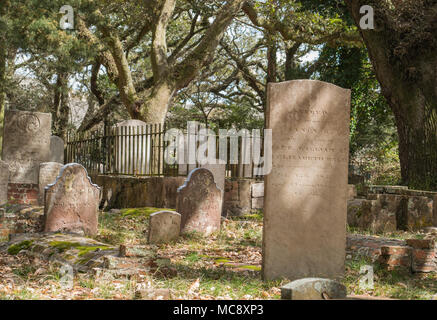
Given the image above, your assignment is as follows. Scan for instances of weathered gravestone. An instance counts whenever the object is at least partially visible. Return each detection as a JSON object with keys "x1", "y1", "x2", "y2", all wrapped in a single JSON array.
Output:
[
  {"x1": 0, "y1": 160, "x2": 9, "y2": 205},
  {"x1": 148, "y1": 211, "x2": 181, "y2": 244},
  {"x1": 50, "y1": 136, "x2": 64, "y2": 164},
  {"x1": 44, "y1": 163, "x2": 101, "y2": 236},
  {"x1": 201, "y1": 164, "x2": 226, "y2": 194},
  {"x1": 38, "y1": 162, "x2": 63, "y2": 205},
  {"x1": 263, "y1": 80, "x2": 350, "y2": 281},
  {"x1": 2, "y1": 110, "x2": 51, "y2": 184},
  {"x1": 176, "y1": 168, "x2": 223, "y2": 235}
]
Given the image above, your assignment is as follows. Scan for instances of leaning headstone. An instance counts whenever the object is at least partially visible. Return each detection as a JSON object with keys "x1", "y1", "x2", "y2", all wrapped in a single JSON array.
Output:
[
  {"x1": 176, "y1": 168, "x2": 223, "y2": 235},
  {"x1": 44, "y1": 163, "x2": 101, "y2": 236},
  {"x1": 2, "y1": 110, "x2": 51, "y2": 184},
  {"x1": 0, "y1": 160, "x2": 9, "y2": 205},
  {"x1": 264, "y1": 80, "x2": 351, "y2": 280},
  {"x1": 38, "y1": 162, "x2": 63, "y2": 205},
  {"x1": 50, "y1": 136, "x2": 64, "y2": 164},
  {"x1": 281, "y1": 278, "x2": 347, "y2": 300},
  {"x1": 148, "y1": 211, "x2": 181, "y2": 244}
]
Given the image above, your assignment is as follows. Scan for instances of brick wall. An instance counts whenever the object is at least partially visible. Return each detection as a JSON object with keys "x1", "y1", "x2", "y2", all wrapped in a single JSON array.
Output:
[{"x1": 7, "y1": 183, "x2": 39, "y2": 205}]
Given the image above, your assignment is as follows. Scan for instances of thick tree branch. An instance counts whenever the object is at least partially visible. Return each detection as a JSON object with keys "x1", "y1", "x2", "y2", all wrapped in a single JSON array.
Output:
[
  {"x1": 151, "y1": 0, "x2": 176, "y2": 81},
  {"x1": 173, "y1": 0, "x2": 246, "y2": 89}
]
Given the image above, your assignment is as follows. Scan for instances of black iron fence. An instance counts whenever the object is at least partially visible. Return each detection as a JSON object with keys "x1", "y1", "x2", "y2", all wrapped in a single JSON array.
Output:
[{"x1": 66, "y1": 123, "x2": 264, "y2": 179}]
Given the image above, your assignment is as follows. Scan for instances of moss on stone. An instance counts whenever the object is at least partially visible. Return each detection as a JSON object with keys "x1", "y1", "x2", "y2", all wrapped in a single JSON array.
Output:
[
  {"x1": 7, "y1": 240, "x2": 34, "y2": 255},
  {"x1": 223, "y1": 263, "x2": 261, "y2": 271},
  {"x1": 120, "y1": 207, "x2": 174, "y2": 218},
  {"x1": 232, "y1": 212, "x2": 263, "y2": 221},
  {"x1": 76, "y1": 245, "x2": 112, "y2": 257},
  {"x1": 49, "y1": 241, "x2": 112, "y2": 257},
  {"x1": 239, "y1": 265, "x2": 261, "y2": 271}
]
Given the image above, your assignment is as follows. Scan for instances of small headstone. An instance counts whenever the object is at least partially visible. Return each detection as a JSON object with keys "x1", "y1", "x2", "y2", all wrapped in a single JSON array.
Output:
[
  {"x1": 0, "y1": 160, "x2": 9, "y2": 205},
  {"x1": 44, "y1": 163, "x2": 101, "y2": 236},
  {"x1": 2, "y1": 110, "x2": 51, "y2": 183},
  {"x1": 50, "y1": 136, "x2": 64, "y2": 164},
  {"x1": 251, "y1": 183, "x2": 264, "y2": 198},
  {"x1": 176, "y1": 168, "x2": 223, "y2": 235},
  {"x1": 148, "y1": 211, "x2": 181, "y2": 244},
  {"x1": 38, "y1": 162, "x2": 63, "y2": 205},
  {"x1": 281, "y1": 278, "x2": 347, "y2": 300}
]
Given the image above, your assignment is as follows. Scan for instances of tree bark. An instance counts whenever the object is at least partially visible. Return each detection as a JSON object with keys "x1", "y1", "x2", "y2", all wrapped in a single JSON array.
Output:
[
  {"x1": 346, "y1": 0, "x2": 437, "y2": 190},
  {"x1": 53, "y1": 73, "x2": 70, "y2": 141}
]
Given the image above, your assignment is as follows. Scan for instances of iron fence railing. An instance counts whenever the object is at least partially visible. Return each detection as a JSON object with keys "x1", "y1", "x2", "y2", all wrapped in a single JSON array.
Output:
[{"x1": 66, "y1": 123, "x2": 264, "y2": 179}]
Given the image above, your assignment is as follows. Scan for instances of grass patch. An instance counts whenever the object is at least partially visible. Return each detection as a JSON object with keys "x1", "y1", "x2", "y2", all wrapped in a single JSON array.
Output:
[
  {"x1": 344, "y1": 254, "x2": 437, "y2": 300},
  {"x1": 97, "y1": 207, "x2": 172, "y2": 245},
  {"x1": 7, "y1": 240, "x2": 34, "y2": 255},
  {"x1": 121, "y1": 207, "x2": 174, "y2": 218}
]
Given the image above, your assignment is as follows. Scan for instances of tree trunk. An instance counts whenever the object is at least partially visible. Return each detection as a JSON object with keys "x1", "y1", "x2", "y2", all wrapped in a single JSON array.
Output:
[
  {"x1": 139, "y1": 81, "x2": 175, "y2": 124},
  {"x1": 53, "y1": 73, "x2": 70, "y2": 140},
  {"x1": 346, "y1": 0, "x2": 437, "y2": 190}
]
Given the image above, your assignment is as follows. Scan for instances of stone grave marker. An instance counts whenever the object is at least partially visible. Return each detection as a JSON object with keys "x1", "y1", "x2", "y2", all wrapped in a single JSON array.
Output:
[
  {"x1": 2, "y1": 110, "x2": 51, "y2": 184},
  {"x1": 176, "y1": 168, "x2": 223, "y2": 235},
  {"x1": 44, "y1": 163, "x2": 101, "y2": 236},
  {"x1": 201, "y1": 164, "x2": 225, "y2": 194},
  {"x1": 263, "y1": 80, "x2": 351, "y2": 281},
  {"x1": 50, "y1": 136, "x2": 64, "y2": 164},
  {"x1": 0, "y1": 160, "x2": 9, "y2": 205},
  {"x1": 148, "y1": 211, "x2": 181, "y2": 244},
  {"x1": 38, "y1": 162, "x2": 63, "y2": 205}
]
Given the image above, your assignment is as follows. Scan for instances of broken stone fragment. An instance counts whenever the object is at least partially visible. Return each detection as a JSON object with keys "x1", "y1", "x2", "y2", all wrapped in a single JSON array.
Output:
[
  {"x1": 406, "y1": 238, "x2": 435, "y2": 249},
  {"x1": 281, "y1": 278, "x2": 347, "y2": 300},
  {"x1": 134, "y1": 288, "x2": 171, "y2": 300},
  {"x1": 119, "y1": 244, "x2": 157, "y2": 258}
]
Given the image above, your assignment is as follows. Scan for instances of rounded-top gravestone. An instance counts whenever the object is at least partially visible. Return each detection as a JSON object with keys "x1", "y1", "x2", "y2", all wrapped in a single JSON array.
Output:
[
  {"x1": 176, "y1": 168, "x2": 223, "y2": 235},
  {"x1": 44, "y1": 163, "x2": 101, "y2": 236}
]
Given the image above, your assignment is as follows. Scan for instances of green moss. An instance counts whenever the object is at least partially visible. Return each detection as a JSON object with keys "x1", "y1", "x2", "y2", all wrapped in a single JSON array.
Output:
[
  {"x1": 231, "y1": 211, "x2": 263, "y2": 221},
  {"x1": 223, "y1": 263, "x2": 261, "y2": 271},
  {"x1": 76, "y1": 245, "x2": 112, "y2": 257},
  {"x1": 8, "y1": 240, "x2": 34, "y2": 255},
  {"x1": 239, "y1": 265, "x2": 261, "y2": 271},
  {"x1": 49, "y1": 241, "x2": 112, "y2": 257},
  {"x1": 121, "y1": 207, "x2": 174, "y2": 217},
  {"x1": 49, "y1": 241, "x2": 82, "y2": 251}
]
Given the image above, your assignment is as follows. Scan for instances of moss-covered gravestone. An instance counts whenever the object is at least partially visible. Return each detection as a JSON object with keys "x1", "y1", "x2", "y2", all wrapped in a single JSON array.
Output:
[
  {"x1": 176, "y1": 168, "x2": 222, "y2": 235},
  {"x1": 44, "y1": 163, "x2": 101, "y2": 236}
]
